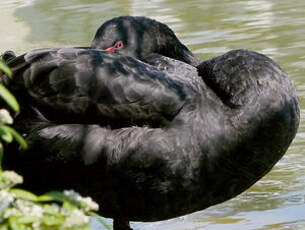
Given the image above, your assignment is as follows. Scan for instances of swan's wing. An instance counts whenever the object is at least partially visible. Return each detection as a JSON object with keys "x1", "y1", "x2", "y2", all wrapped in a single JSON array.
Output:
[
  {"x1": 4, "y1": 48, "x2": 199, "y2": 200},
  {"x1": 145, "y1": 54, "x2": 200, "y2": 87},
  {"x1": 8, "y1": 47, "x2": 197, "y2": 127}
]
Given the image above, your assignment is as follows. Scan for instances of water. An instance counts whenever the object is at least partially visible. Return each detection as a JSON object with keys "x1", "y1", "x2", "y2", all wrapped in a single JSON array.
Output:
[{"x1": 1, "y1": 0, "x2": 305, "y2": 229}]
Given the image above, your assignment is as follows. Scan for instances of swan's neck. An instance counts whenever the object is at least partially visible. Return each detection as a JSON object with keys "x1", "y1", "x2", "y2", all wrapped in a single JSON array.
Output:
[
  {"x1": 154, "y1": 26, "x2": 201, "y2": 66},
  {"x1": 160, "y1": 42, "x2": 201, "y2": 67}
]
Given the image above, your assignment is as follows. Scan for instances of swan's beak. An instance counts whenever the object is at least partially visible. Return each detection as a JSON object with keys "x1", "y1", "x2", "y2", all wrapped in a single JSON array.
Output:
[{"x1": 105, "y1": 46, "x2": 115, "y2": 52}]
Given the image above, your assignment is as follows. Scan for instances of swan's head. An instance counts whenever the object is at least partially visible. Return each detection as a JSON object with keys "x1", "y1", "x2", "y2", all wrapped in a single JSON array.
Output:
[{"x1": 91, "y1": 16, "x2": 200, "y2": 66}]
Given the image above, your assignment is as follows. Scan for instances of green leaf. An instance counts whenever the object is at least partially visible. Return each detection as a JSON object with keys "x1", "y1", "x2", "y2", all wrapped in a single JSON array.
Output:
[
  {"x1": 62, "y1": 201, "x2": 78, "y2": 211},
  {"x1": 37, "y1": 193, "x2": 56, "y2": 202},
  {"x1": 0, "y1": 60, "x2": 12, "y2": 77},
  {"x1": 0, "y1": 126, "x2": 13, "y2": 143},
  {"x1": 14, "y1": 216, "x2": 39, "y2": 224},
  {"x1": 0, "y1": 126, "x2": 27, "y2": 149},
  {"x1": 0, "y1": 223, "x2": 9, "y2": 230},
  {"x1": 41, "y1": 215, "x2": 64, "y2": 226},
  {"x1": 42, "y1": 204, "x2": 62, "y2": 217},
  {"x1": 9, "y1": 188, "x2": 38, "y2": 202},
  {"x1": 0, "y1": 84, "x2": 19, "y2": 112},
  {"x1": 8, "y1": 217, "x2": 25, "y2": 230},
  {"x1": 75, "y1": 226, "x2": 92, "y2": 230},
  {"x1": 38, "y1": 191, "x2": 68, "y2": 202},
  {"x1": 38, "y1": 191, "x2": 78, "y2": 207}
]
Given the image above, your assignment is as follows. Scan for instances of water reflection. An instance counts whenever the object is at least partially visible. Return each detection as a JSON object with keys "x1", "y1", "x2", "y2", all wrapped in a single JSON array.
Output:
[
  {"x1": 2, "y1": 0, "x2": 305, "y2": 229},
  {"x1": 14, "y1": 0, "x2": 132, "y2": 45}
]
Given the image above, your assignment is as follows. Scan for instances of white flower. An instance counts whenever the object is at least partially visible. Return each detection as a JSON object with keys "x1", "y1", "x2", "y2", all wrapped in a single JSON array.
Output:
[
  {"x1": 0, "y1": 190, "x2": 15, "y2": 213},
  {"x1": 0, "y1": 190, "x2": 15, "y2": 203},
  {"x1": 32, "y1": 221, "x2": 41, "y2": 229},
  {"x1": 29, "y1": 204, "x2": 43, "y2": 218},
  {"x1": 15, "y1": 200, "x2": 43, "y2": 218},
  {"x1": 63, "y1": 209, "x2": 89, "y2": 228},
  {"x1": 80, "y1": 196, "x2": 99, "y2": 211},
  {"x1": 1, "y1": 171, "x2": 23, "y2": 186},
  {"x1": 64, "y1": 190, "x2": 99, "y2": 211},
  {"x1": 3, "y1": 207, "x2": 21, "y2": 218},
  {"x1": 0, "y1": 109, "x2": 13, "y2": 124},
  {"x1": 50, "y1": 203, "x2": 60, "y2": 213},
  {"x1": 63, "y1": 190, "x2": 79, "y2": 199}
]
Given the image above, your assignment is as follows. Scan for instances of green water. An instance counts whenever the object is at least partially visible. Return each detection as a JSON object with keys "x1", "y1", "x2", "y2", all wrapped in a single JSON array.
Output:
[{"x1": 1, "y1": 0, "x2": 305, "y2": 229}]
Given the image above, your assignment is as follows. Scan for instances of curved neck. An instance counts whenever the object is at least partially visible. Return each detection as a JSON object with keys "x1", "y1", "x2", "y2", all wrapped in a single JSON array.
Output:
[{"x1": 164, "y1": 42, "x2": 201, "y2": 66}]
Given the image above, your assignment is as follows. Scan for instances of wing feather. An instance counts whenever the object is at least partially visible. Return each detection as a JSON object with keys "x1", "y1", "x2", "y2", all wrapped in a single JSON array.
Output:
[{"x1": 8, "y1": 48, "x2": 198, "y2": 127}]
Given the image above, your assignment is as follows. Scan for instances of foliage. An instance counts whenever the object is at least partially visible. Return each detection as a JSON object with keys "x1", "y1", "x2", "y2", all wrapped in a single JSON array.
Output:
[
  {"x1": 0, "y1": 57, "x2": 25, "y2": 166},
  {"x1": 0, "y1": 58, "x2": 112, "y2": 230},
  {"x1": 0, "y1": 177, "x2": 98, "y2": 230}
]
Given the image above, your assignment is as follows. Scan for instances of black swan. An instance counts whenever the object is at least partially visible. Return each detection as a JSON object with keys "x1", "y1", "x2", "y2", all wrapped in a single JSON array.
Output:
[{"x1": 1, "y1": 16, "x2": 300, "y2": 230}]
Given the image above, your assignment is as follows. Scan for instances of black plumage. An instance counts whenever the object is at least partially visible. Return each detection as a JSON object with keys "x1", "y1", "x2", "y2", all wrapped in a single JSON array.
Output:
[{"x1": 1, "y1": 16, "x2": 299, "y2": 230}]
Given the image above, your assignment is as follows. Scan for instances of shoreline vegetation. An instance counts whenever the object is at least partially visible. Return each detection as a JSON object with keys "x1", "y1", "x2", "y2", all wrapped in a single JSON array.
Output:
[{"x1": 0, "y1": 58, "x2": 112, "y2": 230}]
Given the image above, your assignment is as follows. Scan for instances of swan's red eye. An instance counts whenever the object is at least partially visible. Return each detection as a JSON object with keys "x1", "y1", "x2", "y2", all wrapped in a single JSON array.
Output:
[{"x1": 115, "y1": 41, "x2": 123, "y2": 49}]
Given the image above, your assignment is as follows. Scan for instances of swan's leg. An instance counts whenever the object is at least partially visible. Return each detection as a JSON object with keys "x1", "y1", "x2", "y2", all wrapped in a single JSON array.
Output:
[{"x1": 113, "y1": 219, "x2": 132, "y2": 230}]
